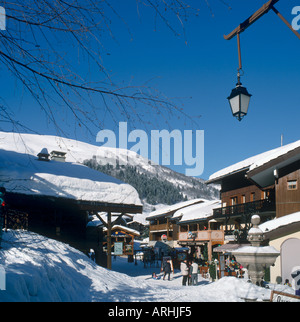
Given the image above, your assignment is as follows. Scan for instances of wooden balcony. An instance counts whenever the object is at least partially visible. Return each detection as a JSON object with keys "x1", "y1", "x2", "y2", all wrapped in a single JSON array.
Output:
[
  {"x1": 179, "y1": 230, "x2": 224, "y2": 243},
  {"x1": 213, "y1": 198, "x2": 275, "y2": 219},
  {"x1": 149, "y1": 223, "x2": 173, "y2": 232}
]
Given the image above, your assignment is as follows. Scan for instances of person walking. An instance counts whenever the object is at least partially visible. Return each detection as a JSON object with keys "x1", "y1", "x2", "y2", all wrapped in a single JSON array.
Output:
[
  {"x1": 188, "y1": 261, "x2": 192, "y2": 285},
  {"x1": 190, "y1": 260, "x2": 199, "y2": 286},
  {"x1": 180, "y1": 260, "x2": 189, "y2": 286},
  {"x1": 162, "y1": 259, "x2": 172, "y2": 281}
]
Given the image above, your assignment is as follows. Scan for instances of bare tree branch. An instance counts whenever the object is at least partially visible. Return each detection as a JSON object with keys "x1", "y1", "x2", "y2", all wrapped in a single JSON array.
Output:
[{"x1": 0, "y1": 0, "x2": 217, "y2": 135}]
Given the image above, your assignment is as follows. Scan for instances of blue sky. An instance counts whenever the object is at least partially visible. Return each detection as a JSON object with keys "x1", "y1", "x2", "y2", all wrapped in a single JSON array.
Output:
[{"x1": 1, "y1": 0, "x2": 300, "y2": 180}]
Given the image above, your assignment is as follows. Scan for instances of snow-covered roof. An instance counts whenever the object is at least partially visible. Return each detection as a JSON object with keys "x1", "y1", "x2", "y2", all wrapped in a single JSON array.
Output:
[
  {"x1": 103, "y1": 225, "x2": 140, "y2": 236},
  {"x1": 207, "y1": 140, "x2": 300, "y2": 183},
  {"x1": 146, "y1": 198, "x2": 205, "y2": 220},
  {"x1": 127, "y1": 213, "x2": 149, "y2": 226},
  {"x1": 173, "y1": 200, "x2": 221, "y2": 223},
  {"x1": 259, "y1": 211, "x2": 300, "y2": 234},
  {"x1": 0, "y1": 132, "x2": 141, "y2": 206}
]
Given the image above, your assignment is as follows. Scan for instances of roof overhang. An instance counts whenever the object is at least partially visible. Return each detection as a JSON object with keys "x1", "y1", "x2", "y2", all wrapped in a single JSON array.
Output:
[
  {"x1": 206, "y1": 167, "x2": 250, "y2": 185},
  {"x1": 7, "y1": 191, "x2": 143, "y2": 214},
  {"x1": 247, "y1": 146, "x2": 300, "y2": 188}
]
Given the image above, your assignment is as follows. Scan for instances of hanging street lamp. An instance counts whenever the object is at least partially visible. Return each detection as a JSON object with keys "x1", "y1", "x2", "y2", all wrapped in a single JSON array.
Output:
[
  {"x1": 227, "y1": 33, "x2": 251, "y2": 121},
  {"x1": 224, "y1": 0, "x2": 300, "y2": 121},
  {"x1": 227, "y1": 68, "x2": 252, "y2": 122}
]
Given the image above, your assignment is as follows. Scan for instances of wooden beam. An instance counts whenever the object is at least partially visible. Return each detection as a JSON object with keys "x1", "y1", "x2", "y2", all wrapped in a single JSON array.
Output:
[
  {"x1": 107, "y1": 211, "x2": 112, "y2": 270},
  {"x1": 224, "y1": 0, "x2": 280, "y2": 40},
  {"x1": 271, "y1": 6, "x2": 300, "y2": 40}
]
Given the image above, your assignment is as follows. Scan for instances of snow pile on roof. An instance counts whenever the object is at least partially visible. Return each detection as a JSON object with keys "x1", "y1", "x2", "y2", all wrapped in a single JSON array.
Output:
[
  {"x1": 259, "y1": 211, "x2": 300, "y2": 233},
  {"x1": 0, "y1": 230, "x2": 294, "y2": 302},
  {"x1": 208, "y1": 140, "x2": 300, "y2": 182},
  {"x1": 173, "y1": 200, "x2": 221, "y2": 222},
  {"x1": 103, "y1": 225, "x2": 140, "y2": 236},
  {"x1": 249, "y1": 140, "x2": 300, "y2": 172},
  {"x1": 146, "y1": 198, "x2": 205, "y2": 219},
  {"x1": 128, "y1": 213, "x2": 148, "y2": 226},
  {"x1": 0, "y1": 132, "x2": 141, "y2": 205},
  {"x1": 232, "y1": 245, "x2": 280, "y2": 255}
]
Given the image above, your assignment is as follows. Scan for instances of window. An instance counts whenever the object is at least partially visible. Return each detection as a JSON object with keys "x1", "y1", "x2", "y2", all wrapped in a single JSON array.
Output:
[
  {"x1": 287, "y1": 180, "x2": 297, "y2": 190},
  {"x1": 241, "y1": 195, "x2": 246, "y2": 204},
  {"x1": 231, "y1": 196, "x2": 238, "y2": 206},
  {"x1": 250, "y1": 192, "x2": 255, "y2": 202},
  {"x1": 180, "y1": 225, "x2": 188, "y2": 232}
]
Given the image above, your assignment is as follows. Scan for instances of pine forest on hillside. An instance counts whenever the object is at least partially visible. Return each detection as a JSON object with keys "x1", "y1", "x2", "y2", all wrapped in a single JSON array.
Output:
[{"x1": 84, "y1": 160, "x2": 219, "y2": 206}]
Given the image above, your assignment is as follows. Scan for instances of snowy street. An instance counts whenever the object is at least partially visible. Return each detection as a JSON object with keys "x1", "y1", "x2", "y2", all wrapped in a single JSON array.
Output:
[{"x1": 0, "y1": 230, "x2": 295, "y2": 303}]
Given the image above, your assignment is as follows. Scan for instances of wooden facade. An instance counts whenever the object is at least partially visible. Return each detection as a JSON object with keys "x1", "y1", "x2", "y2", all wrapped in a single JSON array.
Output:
[
  {"x1": 275, "y1": 168, "x2": 300, "y2": 218},
  {"x1": 178, "y1": 222, "x2": 224, "y2": 262},
  {"x1": 146, "y1": 199, "x2": 204, "y2": 246},
  {"x1": 5, "y1": 191, "x2": 142, "y2": 267},
  {"x1": 207, "y1": 145, "x2": 300, "y2": 239},
  {"x1": 148, "y1": 217, "x2": 179, "y2": 243}
]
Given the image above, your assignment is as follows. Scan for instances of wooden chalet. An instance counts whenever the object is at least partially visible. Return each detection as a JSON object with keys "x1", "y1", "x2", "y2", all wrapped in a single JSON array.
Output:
[
  {"x1": 173, "y1": 200, "x2": 223, "y2": 262},
  {"x1": 146, "y1": 198, "x2": 225, "y2": 263},
  {"x1": 0, "y1": 146, "x2": 142, "y2": 268},
  {"x1": 206, "y1": 140, "x2": 300, "y2": 282},
  {"x1": 146, "y1": 199, "x2": 205, "y2": 247},
  {"x1": 206, "y1": 141, "x2": 300, "y2": 240}
]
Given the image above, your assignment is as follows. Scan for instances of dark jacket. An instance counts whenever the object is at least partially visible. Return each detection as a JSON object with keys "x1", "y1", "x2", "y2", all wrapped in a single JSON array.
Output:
[{"x1": 163, "y1": 261, "x2": 172, "y2": 273}]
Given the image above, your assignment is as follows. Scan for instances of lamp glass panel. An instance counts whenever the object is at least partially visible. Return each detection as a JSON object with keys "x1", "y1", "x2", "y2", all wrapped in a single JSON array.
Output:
[
  {"x1": 229, "y1": 95, "x2": 240, "y2": 114},
  {"x1": 240, "y1": 93, "x2": 250, "y2": 114}
]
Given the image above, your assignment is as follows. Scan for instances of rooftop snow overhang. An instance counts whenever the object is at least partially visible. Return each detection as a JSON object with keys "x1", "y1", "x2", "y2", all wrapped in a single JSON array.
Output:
[
  {"x1": 205, "y1": 166, "x2": 250, "y2": 185},
  {"x1": 178, "y1": 215, "x2": 214, "y2": 225},
  {"x1": 247, "y1": 146, "x2": 300, "y2": 188},
  {"x1": 145, "y1": 199, "x2": 205, "y2": 221}
]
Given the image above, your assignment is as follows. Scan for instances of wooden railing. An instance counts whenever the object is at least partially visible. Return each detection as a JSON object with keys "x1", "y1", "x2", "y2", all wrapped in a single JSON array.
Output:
[
  {"x1": 149, "y1": 223, "x2": 173, "y2": 232},
  {"x1": 179, "y1": 230, "x2": 224, "y2": 242},
  {"x1": 213, "y1": 199, "x2": 275, "y2": 219}
]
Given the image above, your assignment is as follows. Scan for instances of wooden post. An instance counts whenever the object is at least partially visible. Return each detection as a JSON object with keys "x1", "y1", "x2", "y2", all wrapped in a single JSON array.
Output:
[
  {"x1": 166, "y1": 218, "x2": 169, "y2": 239},
  {"x1": 107, "y1": 211, "x2": 112, "y2": 270}
]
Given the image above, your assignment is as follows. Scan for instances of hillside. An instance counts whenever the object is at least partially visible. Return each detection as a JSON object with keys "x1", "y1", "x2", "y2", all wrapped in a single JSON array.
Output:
[{"x1": 84, "y1": 160, "x2": 219, "y2": 207}]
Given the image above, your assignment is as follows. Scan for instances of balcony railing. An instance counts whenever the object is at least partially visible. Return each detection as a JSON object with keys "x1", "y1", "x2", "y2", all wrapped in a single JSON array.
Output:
[
  {"x1": 213, "y1": 198, "x2": 275, "y2": 219},
  {"x1": 179, "y1": 230, "x2": 224, "y2": 242},
  {"x1": 149, "y1": 223, "x2": 173, "y2": 232}
]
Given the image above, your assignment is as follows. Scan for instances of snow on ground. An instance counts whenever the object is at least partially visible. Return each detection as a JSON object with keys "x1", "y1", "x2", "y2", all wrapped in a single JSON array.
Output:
[{"x1": 0, "y1": 230, "x2": 294, "y2": 302}]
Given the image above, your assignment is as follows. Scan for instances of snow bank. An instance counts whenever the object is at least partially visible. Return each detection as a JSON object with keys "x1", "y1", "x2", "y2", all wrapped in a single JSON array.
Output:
[{"x1": 0, "y1": 230, "x2": 294, "y2": 302}]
